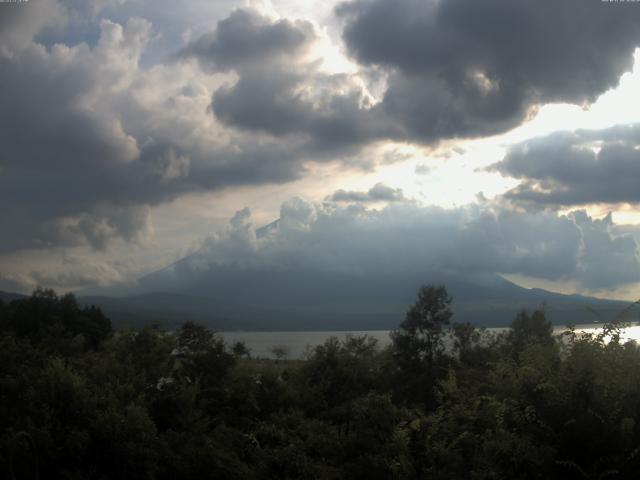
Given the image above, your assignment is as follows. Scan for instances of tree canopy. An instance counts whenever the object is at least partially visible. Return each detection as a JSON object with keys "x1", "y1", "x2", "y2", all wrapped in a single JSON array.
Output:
[{"x1": 2, "y1": 285, "x2": 640, "y2": 479}]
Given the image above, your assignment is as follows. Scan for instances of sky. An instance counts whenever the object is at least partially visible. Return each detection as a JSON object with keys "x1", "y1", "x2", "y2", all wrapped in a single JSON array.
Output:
[{"x1": 2, "y1": 0, "x2": 640, "y2": 300}]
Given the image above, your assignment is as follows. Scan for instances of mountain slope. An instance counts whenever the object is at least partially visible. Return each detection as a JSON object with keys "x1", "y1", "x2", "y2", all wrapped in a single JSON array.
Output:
[
  {"x1": 0, "y1": 291, "x2": 28, "y2": 303},
  {"x1": 76, "y1": 263, "x2": 636, "y2": 330}
]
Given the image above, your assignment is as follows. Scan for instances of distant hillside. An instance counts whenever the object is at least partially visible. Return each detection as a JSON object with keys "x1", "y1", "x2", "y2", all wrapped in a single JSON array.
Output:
[
  {"x1": 0, "y1": 291, "x2": 28, "y2": 303},
  {"x1": 75, "y1": 265, "x2": 637, "y2": 331}
]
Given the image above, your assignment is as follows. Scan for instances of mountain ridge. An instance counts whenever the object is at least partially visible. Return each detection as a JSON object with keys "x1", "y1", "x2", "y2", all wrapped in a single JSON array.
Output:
[
  {"x1": 2, "y1": 280, "x2": 636, "y2": 331},
  {"x1": 81, "y1": 265, "x2": 638, "y2": 330}
]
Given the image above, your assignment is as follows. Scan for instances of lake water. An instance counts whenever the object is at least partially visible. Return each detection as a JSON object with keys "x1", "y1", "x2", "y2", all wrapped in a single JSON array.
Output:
[{"x1": 221, "y1": 323, "x2": 640, "y2": 359}]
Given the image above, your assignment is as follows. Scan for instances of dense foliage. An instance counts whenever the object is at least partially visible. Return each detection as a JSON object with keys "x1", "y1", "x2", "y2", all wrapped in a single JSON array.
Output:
[{"x1": 2, "y1": 286, "x2": 640, "y2": 479}]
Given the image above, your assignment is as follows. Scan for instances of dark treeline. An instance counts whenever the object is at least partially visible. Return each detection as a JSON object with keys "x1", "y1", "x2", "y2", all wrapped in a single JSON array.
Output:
[{"x1": 2, "y1": 286, "x2": 640, "y2": 479}]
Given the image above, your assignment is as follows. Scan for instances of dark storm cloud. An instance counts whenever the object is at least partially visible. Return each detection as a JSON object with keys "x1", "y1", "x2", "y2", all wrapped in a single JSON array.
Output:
[
  {"x1": 0, "y1": 17, "x2": 148, "y2": 251},
  {"x1": 180, "y1": 9, "x2": 395, "y2": 153},
  {"x1": 491, "y1": 124, "x2": 640, "y2": 207},
  {"x1": 183, "y1": 1, "x2": 640, "y2": 153},
  {"x1": 0, "y1": 205, "x2": 154, "y2": 253},
  {"x1": 328, "y1": 183, "x2": 405, "y2": 203},
  {"x1": 179, "y1": 8, "x2": 315, "y2": 70},
  {"x1": 211, "y1": 69, "x2": 389, "y2": 153},
  {"x1": 0, "y1": 126, "x2": 303, "y2": 253},
  {"x1": 179, "y1": 8, "x2": 320, "y2": 143},
  {"x1": 337, "y1": 0, "x2": 640, "y2": 141}
]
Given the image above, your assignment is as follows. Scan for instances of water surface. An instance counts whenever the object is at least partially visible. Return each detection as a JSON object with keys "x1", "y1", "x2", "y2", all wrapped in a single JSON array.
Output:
[{"x1": 222, "y1": 323, "x2": 640, "y2": 359}]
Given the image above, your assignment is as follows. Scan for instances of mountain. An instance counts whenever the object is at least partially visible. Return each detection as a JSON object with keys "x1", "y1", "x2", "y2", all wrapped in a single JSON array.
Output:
[
  {"x1": 74, "y1": 261, "x2": 636, "y2": 330},
  {"x1": 0, "y1": 291, "x2": 28, "y2": 303},
  {"x1": 5, "y1": 248, "x2": 636, "y2": 331}
]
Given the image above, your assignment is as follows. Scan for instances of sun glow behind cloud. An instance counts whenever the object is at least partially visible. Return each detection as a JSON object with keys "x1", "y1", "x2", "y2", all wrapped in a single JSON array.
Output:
[{"x1": 332, "y1": 49, "x2": 640, "y2": 218}]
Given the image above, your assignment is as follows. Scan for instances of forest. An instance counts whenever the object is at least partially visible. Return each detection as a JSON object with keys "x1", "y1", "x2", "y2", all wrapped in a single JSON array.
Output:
[{"x1": 2, "y1": 286, "x2": 640, "y2": 479}]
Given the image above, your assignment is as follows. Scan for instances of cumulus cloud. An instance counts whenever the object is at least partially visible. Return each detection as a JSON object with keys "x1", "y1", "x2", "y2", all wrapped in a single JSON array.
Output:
[
  {"x1": 337, "y1": 0, "x2": 640, "y2": 141},
  {"x1": 0, "y1": 6, "x2": 312, "y2": 253},
  {"x1": 414, "y1": 164, "x2": 431, "y2": 175},
  {"x1": 179, "y1": 1, "x2": 640, "y2": 156},
  {"x1": 0, "y1": 16, "x2": 163, "y2": 251},
  {"x1": 179, "y1": 9, "x2": 316, "y2": 71},
  {"x1": 30, "y1": 256, "x2": 126, "y2": 290},
  {"x1": 573, "y1": 211, "x2": 640, "y2": 289},
  {"x1": 153, "y1": 199, "x2": 640, "y2": 292},
  {"x1": 0, "y1": 0, "x2": 64, "y2": 50},
  {"x1": 180, "y1": 8, "x2": 393, "y2": 153},
  {"x1": 491, "y1": 124, "x2": 640, "y2": 206},
  {"x1": 0, "y1": 255, "x2": 125, "y2": 293},
  {"x1": 4, "y1": 0, "x2": 640, "y2": 298},
  {"x1": 327, "y1": 183, "x2": 405, "y2": 203},
  {"x1": 3, "y1": 3, "x2": 426, "y2": 256}
]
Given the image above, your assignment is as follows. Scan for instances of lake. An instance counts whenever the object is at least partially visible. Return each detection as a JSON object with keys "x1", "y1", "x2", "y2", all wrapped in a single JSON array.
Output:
[{"x1": 221, "y1": 323, "x2": 640, "y2": 359}]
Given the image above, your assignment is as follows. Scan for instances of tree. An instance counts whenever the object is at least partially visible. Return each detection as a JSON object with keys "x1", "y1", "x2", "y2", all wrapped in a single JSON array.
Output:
[
  {"x1": 508, "y1": 309, "x2": 554, "y2": 352},
  {"x1": 391, "y1": 285, "x2": 452, "y2": 407},
  {"x1": 451, "y1": 321, "x2": 483, "y2": 365},
  {"x1": 270, "y1": 345, "x2": 290, "y2": 361},
  {"x1": 0, "y1": 289, "x2": 111, "y2": 350},
  {"x1": 393, "y1": 285, "x2": 453, "y2": 363},
  {"x1": 231, "y1": 341, "x2": 251, "y2": 358},
  {"x1": 301, "y1": 335, "x2": 382, "y2": 430},
  {"x1": 177, "y1": 321, "x2": 216, "y2": 354}
]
